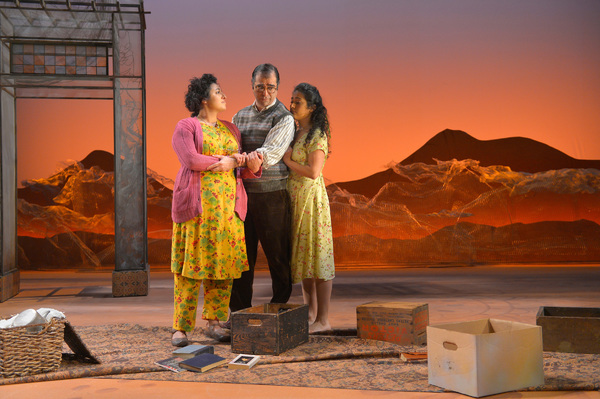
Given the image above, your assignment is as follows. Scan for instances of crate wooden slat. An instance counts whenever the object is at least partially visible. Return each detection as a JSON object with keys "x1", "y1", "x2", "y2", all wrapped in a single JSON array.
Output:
[
  {"x1": 357, "y1": 301, "x2": 428, "y2": 345},
  {"x1": 231, "y1": 304, "x2": 309, "y2": 355},
  {"x1": 536, "y1": 306, "x2": 600, "y2": 354}
]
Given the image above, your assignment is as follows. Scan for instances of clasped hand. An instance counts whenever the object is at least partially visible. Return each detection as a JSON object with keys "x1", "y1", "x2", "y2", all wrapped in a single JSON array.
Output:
[
  {"x1": 245, "y1": 151, "x2": 264, "y2": 173},
  {"x1": 207, "y1": 151, "x2": 263, "y2": 173}
]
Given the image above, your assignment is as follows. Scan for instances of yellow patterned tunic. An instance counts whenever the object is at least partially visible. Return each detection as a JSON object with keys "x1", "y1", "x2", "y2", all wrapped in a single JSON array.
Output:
[
  {"x1": 287, "y1": 129, "x2": 335, "y2": 284},
  {"x1": 171, "y1": 121, "x2": 249, "y2": 280}
]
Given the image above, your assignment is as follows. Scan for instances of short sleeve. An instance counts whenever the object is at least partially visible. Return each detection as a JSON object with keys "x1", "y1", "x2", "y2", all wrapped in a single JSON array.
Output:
[{"x1": 306, "y1": 129, "x2": 328, "y2": 157}]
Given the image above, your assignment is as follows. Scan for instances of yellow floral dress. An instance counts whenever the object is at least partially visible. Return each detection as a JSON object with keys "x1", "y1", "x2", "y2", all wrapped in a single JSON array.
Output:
[
  {"x1": 171, "y1": 121, "x2": 249, "y2": 280},
  {"x1": 287, "y1": 129, "x2": 335, "y2": 284}
]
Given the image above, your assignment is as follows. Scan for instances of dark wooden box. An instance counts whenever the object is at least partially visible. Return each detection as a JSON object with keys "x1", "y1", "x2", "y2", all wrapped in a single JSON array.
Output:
[
  {"x1": 357, "y1": 301, "x2": 428, "y2": 345},
  {"x1": 536, "y1": 306, "x2": 600, "y2": 354},
  {"x1": 231, "y1": 303, "x2": 309, "y2": 355}
]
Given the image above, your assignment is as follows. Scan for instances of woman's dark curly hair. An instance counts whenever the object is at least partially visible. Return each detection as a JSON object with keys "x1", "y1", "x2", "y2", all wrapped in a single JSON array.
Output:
[
  {"x1": 294, "y1": 83, "x2": 331, "y2": 153},
  {"x1": 185, "y1": 74, "x2": 217, "y2": 117}
]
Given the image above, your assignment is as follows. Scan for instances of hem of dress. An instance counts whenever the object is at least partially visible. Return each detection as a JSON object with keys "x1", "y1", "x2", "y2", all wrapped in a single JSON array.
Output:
[
  {"x1": 292, "y1": 274, "x2": 335, "y2": 284},
  {"x1": 172, "y1": 269, "x2": 248, "y2": 281}
]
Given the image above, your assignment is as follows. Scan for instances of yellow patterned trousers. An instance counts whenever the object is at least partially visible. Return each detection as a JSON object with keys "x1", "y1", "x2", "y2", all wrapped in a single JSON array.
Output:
[{"x1": 172, "y1": 273, "x2": 233, "y2": 332}]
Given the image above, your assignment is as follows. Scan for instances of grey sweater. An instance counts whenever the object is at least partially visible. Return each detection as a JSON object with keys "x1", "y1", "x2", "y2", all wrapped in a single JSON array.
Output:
[{"x1": 233, "y1": 100, "x2": 293, "y2": 193}]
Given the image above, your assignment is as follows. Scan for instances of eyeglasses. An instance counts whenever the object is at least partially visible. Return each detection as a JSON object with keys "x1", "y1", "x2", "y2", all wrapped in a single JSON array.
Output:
[{"x1": 253, "y1": 84, "x2": 278, "y2": 94}]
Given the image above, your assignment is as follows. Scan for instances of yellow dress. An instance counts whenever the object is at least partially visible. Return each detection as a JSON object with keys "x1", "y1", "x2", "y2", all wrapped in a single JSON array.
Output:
[
  {"x1": 171, "y1": 121, "x2": 249, "y2": 280},
  {"x1": 287, "y1": 130, "x2": 335, "y2": 284}
]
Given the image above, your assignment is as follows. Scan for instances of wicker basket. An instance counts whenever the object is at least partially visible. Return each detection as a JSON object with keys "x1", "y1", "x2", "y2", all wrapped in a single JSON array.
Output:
[{"x1": 0, "y1": 318, "x2": 65, "y2": 378}]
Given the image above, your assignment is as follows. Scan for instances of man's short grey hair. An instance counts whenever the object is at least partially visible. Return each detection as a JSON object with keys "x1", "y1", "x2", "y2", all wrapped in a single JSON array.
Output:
[{"x1": 251, "y1": 63, "x2": 280, "y2": 85}]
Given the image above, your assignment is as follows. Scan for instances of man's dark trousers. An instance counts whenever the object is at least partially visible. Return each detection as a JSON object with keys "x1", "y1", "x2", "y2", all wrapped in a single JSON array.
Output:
[{"x1": 229, "y1": 189, "x2": 292, "y2": 312}]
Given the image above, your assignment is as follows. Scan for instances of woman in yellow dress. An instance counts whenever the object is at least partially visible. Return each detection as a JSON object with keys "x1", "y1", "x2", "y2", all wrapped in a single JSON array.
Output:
[
  {"x1": 170, "y1": 74, "x2": 262, "y2": 345},
  {"x1": 283, "y1": 83, "x2": 334, "y2": 333}
]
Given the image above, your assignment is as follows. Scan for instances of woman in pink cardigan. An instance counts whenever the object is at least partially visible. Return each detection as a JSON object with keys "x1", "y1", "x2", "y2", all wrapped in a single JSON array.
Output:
[{"x1": 170, "y1": 74, "x2": 262, "y2": 346}]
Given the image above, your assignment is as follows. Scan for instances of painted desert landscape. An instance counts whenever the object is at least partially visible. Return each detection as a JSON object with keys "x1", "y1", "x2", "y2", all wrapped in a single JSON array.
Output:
[{"x1": 17, "y1": 129, "x2": 600, "y2": 269}]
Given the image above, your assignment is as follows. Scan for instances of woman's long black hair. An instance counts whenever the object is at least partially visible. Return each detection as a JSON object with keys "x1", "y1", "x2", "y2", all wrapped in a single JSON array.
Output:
[{"x1": 293, "y1": 83, "x2": 331, "y2": 153}]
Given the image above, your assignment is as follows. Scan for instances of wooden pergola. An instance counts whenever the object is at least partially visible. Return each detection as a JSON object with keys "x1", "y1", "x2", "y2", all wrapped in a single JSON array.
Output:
[{"x1": 0, "y1": 0, "x2": 149, "y2": 301}]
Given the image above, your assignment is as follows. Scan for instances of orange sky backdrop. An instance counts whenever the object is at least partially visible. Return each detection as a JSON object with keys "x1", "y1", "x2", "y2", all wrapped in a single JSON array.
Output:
[{"x1": 16, "y1": 0, "x2": 600, "y2": 187}]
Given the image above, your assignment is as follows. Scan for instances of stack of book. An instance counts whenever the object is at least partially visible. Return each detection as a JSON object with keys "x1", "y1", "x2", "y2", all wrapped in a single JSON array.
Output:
[
  {"x1": 155, "y1": 345, "x2": 224, "y2": 373},
  {"x1": 155, "y1": 345, "x2": 262, "y2": 373}
]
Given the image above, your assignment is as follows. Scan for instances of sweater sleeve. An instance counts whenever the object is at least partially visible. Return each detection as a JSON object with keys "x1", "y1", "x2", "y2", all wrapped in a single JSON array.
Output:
[
  {"x1": 240, "y1": 166, "x2": 262, "y2": 179},
  {"x1": 172, "y1": 118, "x2": 218, "y2": 171}
]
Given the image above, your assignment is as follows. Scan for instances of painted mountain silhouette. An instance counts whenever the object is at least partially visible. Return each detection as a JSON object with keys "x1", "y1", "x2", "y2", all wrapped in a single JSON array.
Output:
[
  {"x1": 327, "y1": 159, "x2": 600, "y2": 240},
  {"x1": 17, "y1": 139, "x2": 600, "y2": 268},
  {"x1": 18, "y1": 150, "x2": 114, "y2": 208},
  {"x1": 334, "y1": 129, "x2": 600, "y2": 198},
  {"x1": 18, "y1": 150, "x2": 174, "y2": 268},
  {"x1": 18, "y1": 150, "x2": 173, "y2": 238},
  {"x1": 80, "y1": 149, "x2": 115, "y2": 172}
]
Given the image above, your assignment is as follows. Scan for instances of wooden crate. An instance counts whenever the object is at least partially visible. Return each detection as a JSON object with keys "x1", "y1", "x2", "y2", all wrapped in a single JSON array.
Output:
[
  {"x1": 536, "y1": 306, "x2": 600, "y2": 354},
  {"x1": 231, "y1": 303, "x2": 309, "y2": 355},
  {"x1": 356, "y1": 301, "x2": 428, "y2": 345}
]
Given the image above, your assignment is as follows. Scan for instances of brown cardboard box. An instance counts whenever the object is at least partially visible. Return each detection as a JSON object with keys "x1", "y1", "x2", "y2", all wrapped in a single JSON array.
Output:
[
  {"x1": 428, "y1": 318, "x2": 544, "y2": 397},
  {"x1": 536, "y1": 306, "x2": 600, "y2": 354},
  {"x1": 356, "y1": 301, "x2": 428, "y2": 345},
  {"x1": 231, "y1": 303, "x2": 308, "y2": 355}
]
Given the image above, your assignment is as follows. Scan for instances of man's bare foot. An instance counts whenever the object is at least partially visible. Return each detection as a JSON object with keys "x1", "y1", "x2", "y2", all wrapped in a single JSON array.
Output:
[{"x1": 309, "y1": 321, "x2": 331, "y2": 333}]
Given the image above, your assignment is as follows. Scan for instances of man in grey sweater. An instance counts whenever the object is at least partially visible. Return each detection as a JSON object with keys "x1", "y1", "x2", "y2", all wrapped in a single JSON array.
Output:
[{"x1": 229, "y1": 63, "x2": 295, "y2": 315}]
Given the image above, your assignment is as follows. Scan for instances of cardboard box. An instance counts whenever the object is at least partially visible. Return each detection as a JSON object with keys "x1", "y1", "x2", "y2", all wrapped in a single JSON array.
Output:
[
  {"x1": 356, "y1": 301, "x2": 428, "y2": 345},
  {"x1": 428, "y1": 319, "x2": 544, "y2": 397},
  {"x1": 231, "y1": 303, "x2": 308, "y2": 355},
  {"x1": 536, "y1": 306, "x2": 600, "y2": 354}
]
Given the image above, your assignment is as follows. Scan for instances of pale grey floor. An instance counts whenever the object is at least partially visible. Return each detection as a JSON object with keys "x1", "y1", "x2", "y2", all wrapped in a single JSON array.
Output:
[
  {"x1": 2, "y1": 265, "x2": 599, "y2": 399},
  {"x1": 3, "y1": 265, "x2": 599, "y2": 329}
]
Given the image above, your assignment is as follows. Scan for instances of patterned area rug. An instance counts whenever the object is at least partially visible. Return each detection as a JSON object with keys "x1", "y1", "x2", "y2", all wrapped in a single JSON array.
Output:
[{"x1": 1, "y1": 324, "x2": 599, "y2": 392}]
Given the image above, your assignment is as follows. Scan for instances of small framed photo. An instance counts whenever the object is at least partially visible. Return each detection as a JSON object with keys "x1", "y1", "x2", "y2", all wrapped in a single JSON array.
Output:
[{"x1": 228, "y1": 354, "x2": 260, "y2": 369}]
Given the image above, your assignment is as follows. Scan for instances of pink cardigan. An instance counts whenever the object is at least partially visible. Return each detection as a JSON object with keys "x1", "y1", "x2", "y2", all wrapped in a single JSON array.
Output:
[{"x1": 171, "y1": 117, "x2": 260, "y2": 223}]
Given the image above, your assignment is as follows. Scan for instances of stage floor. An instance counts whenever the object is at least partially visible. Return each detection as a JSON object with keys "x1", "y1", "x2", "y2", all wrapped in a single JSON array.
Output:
[{"x1": 1, "y1": 265, "x2": 599, "y2": 398}]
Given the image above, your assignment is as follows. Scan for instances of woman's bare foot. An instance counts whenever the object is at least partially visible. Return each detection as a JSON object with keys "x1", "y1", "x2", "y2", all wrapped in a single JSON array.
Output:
[
  {"x1": 309, "y1": 320, "x2": 331, "y2": 333},
  {"x1": 308, "y1": 311, "x2": 316, "y2": 326}
]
